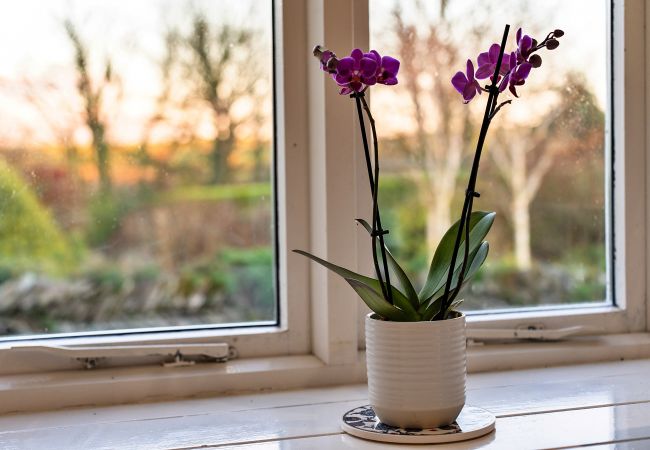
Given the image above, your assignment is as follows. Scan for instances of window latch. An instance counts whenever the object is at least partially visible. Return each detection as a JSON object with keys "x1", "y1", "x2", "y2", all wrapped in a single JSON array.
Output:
[
  {"x1": 9, "y1": 343, "x2": 235, "y2": 369},
  {"x1": 467, "y1": 324, "x2": 592, "y2": 345}
]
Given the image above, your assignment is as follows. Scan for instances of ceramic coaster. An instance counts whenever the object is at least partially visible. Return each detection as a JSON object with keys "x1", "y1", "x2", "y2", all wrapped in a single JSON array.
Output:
[{"x1": 341, "y1": 405, "x2": 495, "y2": 444}]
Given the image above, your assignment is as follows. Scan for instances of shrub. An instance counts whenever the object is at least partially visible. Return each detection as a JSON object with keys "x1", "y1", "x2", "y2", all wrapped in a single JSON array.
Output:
[
  {"x1": 178, "y1": 246, "x2": 274, "y2": 320},
  {"x1": 85, "y1": 191, "x2": 136, "y2": 247},
  {"x1": 0, "y1": 158, "x2": 77, "y2": 275}
]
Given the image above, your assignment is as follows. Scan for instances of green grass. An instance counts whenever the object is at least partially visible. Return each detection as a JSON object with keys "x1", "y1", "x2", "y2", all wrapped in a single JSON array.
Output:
[{"x1": 158, "y1": 183, "x2": 271, "y2": 204}]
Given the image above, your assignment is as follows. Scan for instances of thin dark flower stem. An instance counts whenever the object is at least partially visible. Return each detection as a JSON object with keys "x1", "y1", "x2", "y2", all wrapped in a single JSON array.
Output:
[
  {"x1": 444, "y1": 194, "x2": 474, "y2": 316},
  {"x1": 353, "y1": 93, "x2": 391, "y2": 303},
  {"x1": 436, "y1": 24, "x2": 510, "y2": 320},
  {"x1": 360, "y1": 95, "x2": 393, "y2": 304},
  {"x1": 446, "y1": 101, "x2": 510, "y2": 313},
  {"x1": 489, "y1": 100, "x2": 512, "y2": 120},
  {"x1": 532, "y1": 32, "x2": 554, "y2": 52}
]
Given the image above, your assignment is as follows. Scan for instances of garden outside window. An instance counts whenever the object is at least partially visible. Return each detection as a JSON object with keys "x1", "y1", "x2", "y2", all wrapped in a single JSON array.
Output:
[{"x1": 0, "y1": 0, "x2": 647, "y2": 412}]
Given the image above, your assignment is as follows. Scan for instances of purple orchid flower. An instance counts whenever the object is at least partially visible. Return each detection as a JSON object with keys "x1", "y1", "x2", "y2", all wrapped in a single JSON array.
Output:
[
  {"x1": 451, "y1": 59, "x2": 482, "y2": 103},
  {"x1": 335, "y1": 48, "x2": 378, "y2": 95},
  {"x1": 313, "y1": 45, "x2": 338, "y2": 74},
  {"x1": 319, "y1": 50, "x2": 335, "y2": 72},
  {"x1": 313, "y1": 45, "x2": 400, "y2": 95},
  {"x1": 495, "y1": 52, "x2": 514, "y2": 92},
  {"x1": 453, "y1": 27, "x2": 563, "y2": 102},
  {"x1": 516, "y1": 29, "x2": 535, "y2": 62},
  {"x1": 507, "y1": 59, "x2": 532, "y2": 97},
  {"x1": 506, "y1": 29, "x2": 536, "y2": 97},
  {"x1": 476, "y1": 44, "x2": 511, "y2": 80},
  {"x1": 367, "y1": 50, "x2": 400, "y2": 85}
]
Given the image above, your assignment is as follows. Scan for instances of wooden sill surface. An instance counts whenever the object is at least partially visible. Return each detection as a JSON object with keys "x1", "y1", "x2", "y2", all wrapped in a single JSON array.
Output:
[{"x1": 2, "y1": 358, "x2": 650, "y2": 449}]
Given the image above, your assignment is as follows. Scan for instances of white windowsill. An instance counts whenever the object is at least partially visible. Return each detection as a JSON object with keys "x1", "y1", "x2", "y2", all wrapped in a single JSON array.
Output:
[
  {"x1": 2, "y1": 332, "x2": 650, "y2": 415},
  {"x1": 3, "y1": 357, "x2": 650, "y2": 449}
]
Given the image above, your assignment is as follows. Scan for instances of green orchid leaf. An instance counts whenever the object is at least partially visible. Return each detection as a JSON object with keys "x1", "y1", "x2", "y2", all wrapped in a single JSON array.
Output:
[
  {"x1": 418, "y1": 211, "x2": 495, "y2": 303},
  {"x1": 427, "y1": 241, "x2": 489, "y2": 304},
  {"x1": 355, "y1": 218, "x2": 419, "y2": 310},
  {"x1": 293, "y1": 249, "x2": 419, "y2": 320},
  {"x1": 419, "y1": 296, "x2": 443, "y2": 321},
  {"x1": 420, "y1": 241, "x2": 489, "y2": 320},
  {"x1": 446, "y1": 298, "x2": 464, "y2": 319},
  {"x1": 344, "y1": 278, "x2": 413, "y2": 321},
  {"x1": 450, "y1": 298, "x2": 464, "y2": 310}
]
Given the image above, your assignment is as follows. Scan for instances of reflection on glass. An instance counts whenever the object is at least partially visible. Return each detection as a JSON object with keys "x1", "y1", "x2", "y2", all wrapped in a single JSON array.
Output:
[
  {"x1": 370, "y1": 0, "x2": 607, "y2": 310},
  {"x1": 0, "y1": 0, "x2": 275, "y2": 336}
]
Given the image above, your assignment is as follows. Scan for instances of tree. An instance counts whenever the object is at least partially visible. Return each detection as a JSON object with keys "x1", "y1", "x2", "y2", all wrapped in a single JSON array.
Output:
[
  {"x1": 391, "y1": 5, "x2": 480, "y2": 252},
  {"x1": 154, "y1": 14, "x2": 267, "y2": 184},
  {"x1": 64, "y1": 19, "x2": 118, "y2": 194},
  {"x1": 137, "y1": 30, "x2": 184, "y2": 189},
  {"x1": 18, "y1": 78, "x2": 83, "y2": 178},
  {"x1": 490, "y1": 75, "x2": 604, "y2": 270}
]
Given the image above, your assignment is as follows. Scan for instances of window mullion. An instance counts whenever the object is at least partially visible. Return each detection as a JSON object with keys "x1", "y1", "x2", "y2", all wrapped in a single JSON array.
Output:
[
  {"x1": 641, "y1": 0, "x2": 650, "y2": 332},
  {"x1": 613, "y1": 0, "x2": 646, "y2": 331},
  {"x1": 275, "y1": 0, "x2": 311, "y2": 354},
  {"x1": 352, "y1": 0, "x2": 373, "y2": 350},
  {"x1": 305, "y1": 0, "x2": 370, "y2": 365}
]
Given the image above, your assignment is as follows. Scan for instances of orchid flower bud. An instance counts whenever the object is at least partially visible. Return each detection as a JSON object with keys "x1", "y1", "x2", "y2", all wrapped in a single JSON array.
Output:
[{"x1": 529, "y1": 54, "x2": 542, "y2": 68}]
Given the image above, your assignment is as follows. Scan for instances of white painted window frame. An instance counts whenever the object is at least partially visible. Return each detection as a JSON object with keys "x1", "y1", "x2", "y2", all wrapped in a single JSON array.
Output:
[
  {"x1": 0, "y1": 0, "x2": 647, "y2": 413},
  {"x1": 464, "y1": 0, "x2": 647, "y2": 336},
  {"x1": 352, "y1": 0, "x2": 648, "y2": 343},
  {"x1": 0, "y1": 0, "x2": 313, "y2": 373}
]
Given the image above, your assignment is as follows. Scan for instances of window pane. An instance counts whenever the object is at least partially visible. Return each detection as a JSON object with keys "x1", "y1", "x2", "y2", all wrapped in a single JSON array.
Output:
[
  {"x1": 0, "y1": 0, "x2": 275, "y2": 337},
  {"x1": 370, "y1": 0, "x2": 608, "y2": 311}
]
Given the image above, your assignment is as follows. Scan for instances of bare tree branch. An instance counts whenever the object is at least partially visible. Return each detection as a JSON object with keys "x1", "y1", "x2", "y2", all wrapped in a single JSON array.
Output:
[{"x1": 64, "y1": 18, "x2": 115, "y2": 194}]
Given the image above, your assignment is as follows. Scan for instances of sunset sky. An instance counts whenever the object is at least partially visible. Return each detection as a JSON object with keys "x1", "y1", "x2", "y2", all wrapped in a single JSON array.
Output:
[
  {"x1": 0, "y1": 0, "x2": 272, "y2": 149},
  {"x1": 370, "y1": 0, "x2": 608, "y2": 135},
  {"x1": 0, "y1": 0, "x2": 606, "y2": 147}
]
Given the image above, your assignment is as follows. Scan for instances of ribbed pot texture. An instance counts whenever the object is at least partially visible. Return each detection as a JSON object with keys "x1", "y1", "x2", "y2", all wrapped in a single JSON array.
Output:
[{"x1": 365, "y1": 312, "x2": 466, "y2": 429}]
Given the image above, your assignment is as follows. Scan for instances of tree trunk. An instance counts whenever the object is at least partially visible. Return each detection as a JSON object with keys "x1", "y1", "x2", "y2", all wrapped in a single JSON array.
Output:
[
  {"x1": 425, "y1": 137, "x2": 462, "y2": 253},
  {"x1": 211, "y1": 134, "x2": 234, "y2": 183},
  {"x1": 512, "y1": 192, "x2": 532, "y2": 270},
  {"x1": 426, "y1": 193, "x2": 452, "y2": 252},
  {"x1": 93, "y1": 124, "x2": 111, "y2": 194},
  {"x1": 509, "y1": 143, "x2": 532, "y2": 271}
]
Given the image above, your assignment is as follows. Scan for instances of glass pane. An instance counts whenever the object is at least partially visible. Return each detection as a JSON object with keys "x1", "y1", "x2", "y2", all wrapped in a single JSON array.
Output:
[
  {"x1": 0, "y1": 0, "x2": 275, "y2": 337},
  {"x1": 370, "y1": 0, "x2": 607, "y2": 311}
]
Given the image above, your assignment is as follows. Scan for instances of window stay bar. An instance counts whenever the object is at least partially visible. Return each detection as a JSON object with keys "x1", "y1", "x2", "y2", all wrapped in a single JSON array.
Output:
[
  {"x1": 467, "y1": 325, "x2": 593, "y2": 343},
  {"x1": 8, "y1": 343, "x2": 233, "y2": 369}
]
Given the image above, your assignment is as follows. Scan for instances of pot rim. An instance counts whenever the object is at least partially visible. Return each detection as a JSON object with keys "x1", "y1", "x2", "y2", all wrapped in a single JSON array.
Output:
[{"x1": 366, "y1": 311, "x2": 465, "y2": 326}]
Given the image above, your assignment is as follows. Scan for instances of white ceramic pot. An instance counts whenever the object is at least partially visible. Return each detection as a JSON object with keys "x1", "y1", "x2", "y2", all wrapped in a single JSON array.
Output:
[{"x1": 365, "y1": 312, "x2": 466, "y2": 429}]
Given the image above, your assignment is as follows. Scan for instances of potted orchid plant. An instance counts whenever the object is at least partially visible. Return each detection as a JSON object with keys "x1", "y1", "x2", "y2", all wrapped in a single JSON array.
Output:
[{"x1": 296, "y1": 25, "x2": 563, "y2": 428}]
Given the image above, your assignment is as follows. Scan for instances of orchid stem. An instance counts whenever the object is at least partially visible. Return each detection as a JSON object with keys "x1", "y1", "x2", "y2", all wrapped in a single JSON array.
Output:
[
  {"x1": 360, "y1": 94, "x2": 393, "y2": 305},
  {"x1": 353, "y1": 93, "x2": 392, "y2": 304},
  {"x1": 489, "y1": 100, "x2": 512, "y2": 120},
  {"x1": 437, "y1": 24, "x2": 510, "y2": 320}
]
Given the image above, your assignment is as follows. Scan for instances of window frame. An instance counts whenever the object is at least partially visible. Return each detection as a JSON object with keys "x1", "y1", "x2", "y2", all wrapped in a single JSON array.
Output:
[
  {"x1": 354, "y1": 0, "x2": 647, "y2": 341},
  {"x1": 0, "y1": 0, "x2": 312, "y2": 373},
  {"x1": 462, "y1": 0, "x2": 647, "y2": 335},
  {"x1": 0, "y1": 0, "x2": 647, "y2": 412}
]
